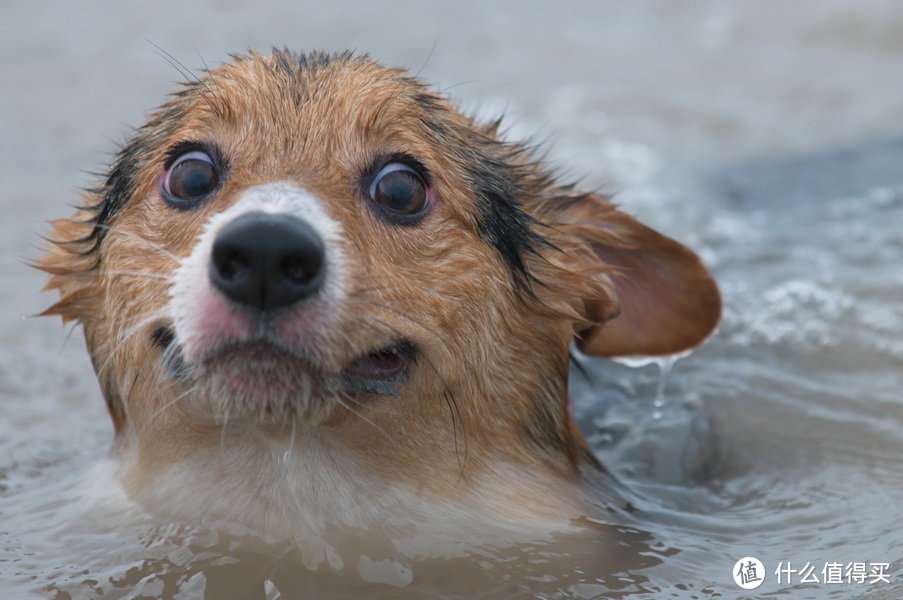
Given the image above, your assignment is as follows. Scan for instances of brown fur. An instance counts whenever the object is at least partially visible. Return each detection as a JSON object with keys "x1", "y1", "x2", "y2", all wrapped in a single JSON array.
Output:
[{"x1": 37, "y1": 50, "x2": 720, "y2": 527}]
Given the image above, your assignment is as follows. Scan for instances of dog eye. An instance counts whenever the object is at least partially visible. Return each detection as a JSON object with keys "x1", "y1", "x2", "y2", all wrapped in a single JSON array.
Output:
[
  {"x1": 368, "y1": 162, "x2": 428, "y2": 219},
  {"x1": 163, "y1": 150, "x2": 219, "y2": 207}
]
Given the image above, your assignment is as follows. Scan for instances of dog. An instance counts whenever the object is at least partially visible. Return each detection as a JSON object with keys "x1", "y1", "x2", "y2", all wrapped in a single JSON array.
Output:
[{"x1": 38, "y1": 50, "x2": 720, "y2": 556}]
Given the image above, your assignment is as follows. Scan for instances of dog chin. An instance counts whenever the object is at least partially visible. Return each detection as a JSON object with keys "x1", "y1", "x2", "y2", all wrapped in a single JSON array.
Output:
[{"x1": 191, "y1": 341, "x2": 336, "y2": 424}]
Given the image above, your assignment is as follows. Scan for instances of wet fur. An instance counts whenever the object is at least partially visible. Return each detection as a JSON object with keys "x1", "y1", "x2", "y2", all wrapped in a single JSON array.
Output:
[{"x1": 38, "y1": 50, "x2": 720, "y2": 542}]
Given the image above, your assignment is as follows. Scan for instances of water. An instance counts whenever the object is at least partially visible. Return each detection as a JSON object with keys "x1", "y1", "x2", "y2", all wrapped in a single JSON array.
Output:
[{"x1": 2, "y1": 1, "x2": 902, "y2": 598}]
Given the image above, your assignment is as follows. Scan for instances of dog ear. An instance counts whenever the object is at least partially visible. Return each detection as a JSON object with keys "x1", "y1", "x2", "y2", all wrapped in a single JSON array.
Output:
[
  {"x1": 554, "y1": 194, "x2": 721, "y2": 358},
  {"x1": 34, "y1": 214, "x2": 99, "y2": 323}
]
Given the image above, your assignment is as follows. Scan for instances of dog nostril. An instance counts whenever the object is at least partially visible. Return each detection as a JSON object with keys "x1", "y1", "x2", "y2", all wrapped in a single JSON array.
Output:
[
  {"x1": 220, "y1": 252, "x2": 249, "y2": 281},
  {"x1": 281, "y1": 255, "x2": 314, "y2": 285},
  {"x1": 209, "y1": 212, "x2": 326, "y2": 311}
]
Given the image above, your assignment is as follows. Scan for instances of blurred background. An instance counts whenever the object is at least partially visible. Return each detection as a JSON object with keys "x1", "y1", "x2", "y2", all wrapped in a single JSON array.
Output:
[{"x1": 1, "y1": 1, "x2": 901, "y2": 598}]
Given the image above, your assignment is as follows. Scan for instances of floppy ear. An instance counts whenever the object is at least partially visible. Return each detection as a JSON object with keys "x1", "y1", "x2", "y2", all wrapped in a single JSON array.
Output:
[
  {"x1": 556, "y1": 194, "x2": 721, "y2": 358},
  {"x1": 35, "y1": 215, "x2": 99, "y2": 323}
]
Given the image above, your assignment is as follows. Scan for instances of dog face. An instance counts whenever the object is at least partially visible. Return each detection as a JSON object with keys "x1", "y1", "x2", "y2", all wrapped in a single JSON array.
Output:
[{"x1": 39, "y1": 51, "x2": 720, "y2": 523}]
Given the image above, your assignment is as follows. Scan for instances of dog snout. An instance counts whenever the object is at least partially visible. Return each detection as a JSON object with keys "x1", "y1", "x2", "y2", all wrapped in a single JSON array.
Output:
[{"x1": 210, "y1": 212, "x2": 325, "y2": 310}]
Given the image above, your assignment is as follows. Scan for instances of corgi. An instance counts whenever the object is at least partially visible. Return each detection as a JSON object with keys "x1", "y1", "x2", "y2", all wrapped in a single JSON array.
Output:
[{"x1": 38, "y1": 49, "x2": 720, "y2": 554}]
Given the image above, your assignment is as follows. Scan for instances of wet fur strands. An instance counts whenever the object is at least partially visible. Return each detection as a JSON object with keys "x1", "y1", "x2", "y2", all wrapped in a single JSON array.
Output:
[{"x1": 37, "y1": 50, "x2": 720, "y2": 550}]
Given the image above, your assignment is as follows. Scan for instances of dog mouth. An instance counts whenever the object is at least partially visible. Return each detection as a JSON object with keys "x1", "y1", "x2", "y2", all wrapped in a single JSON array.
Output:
[
  {"x1": 340, "y1": 341, "x2": 414, "y2": 396},
  {"x1": 150, "y1": 324, "x2": 414, "y2": 397}
]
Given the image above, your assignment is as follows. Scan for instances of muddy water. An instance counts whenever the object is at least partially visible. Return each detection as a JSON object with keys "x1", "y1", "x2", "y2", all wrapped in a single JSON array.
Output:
[{"x1": 2, "y1": 1, "x2": 901, "y2": 598}]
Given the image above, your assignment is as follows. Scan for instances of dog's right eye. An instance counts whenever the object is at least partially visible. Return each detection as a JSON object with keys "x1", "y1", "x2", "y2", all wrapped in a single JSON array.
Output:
[
  {"x1": 163, "y1": 150, "x2": 220, "y2": 208},
  {"x1": 366, "y1": 161, "x2": 430, "y2": 225}
]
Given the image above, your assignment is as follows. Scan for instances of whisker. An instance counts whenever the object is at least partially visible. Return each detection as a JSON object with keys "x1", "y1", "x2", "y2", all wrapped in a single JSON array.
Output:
[
  {"x1": 95, "y1": 308, "x2": 168, "y2": 352},
  {"x1": 350, "y1": 298, "x2": 444, "y2": 340},
  {"x1": 443, "y1": 389, "x2": 466, "y2": 477},
  {"x1": 219, "y1": 402, "x2": 232, "y2": 453},
  {"x1": 56, "y1": 320, "x2": 82, "y2": 360},
  {"x1": 288, "y1": 420, "x2": 298, "y2": 454},
  {"x1": 102, "y1": 269, "x2": 172, "y2": 282},
  {"x1": 348, "y1": 284, "x2": 412, "y2": 297},
  {"x1": 334, "y1": 391, "x2": 396, "y2": 446},
  {"x1": 91, "y1": 223, "x2": 180, "y2": 261},
  {"x1": 121, "y1": 370, "x2": 140, "y2": 426},
  {"x1": 95, "y1": 310, "x2": 168, "y2": 378},
  {"x1": 569, "y1": 346, "x2": 593, "y2": 388},
  {"x1": 349, "y1": 278, "x2": 463, "y2": 302},
  {"x1": 147, "y1": 40, "x2": 225, "y2": 119},
  {"x1": 356, "y1": 316, "x2": 466, "y2": 470},
  {"x1": 160, "y1": 334, "x2": 189, "y2": 377},
  {"x1": 148, "y1": 384, "x2": 197, "y2": 424}
]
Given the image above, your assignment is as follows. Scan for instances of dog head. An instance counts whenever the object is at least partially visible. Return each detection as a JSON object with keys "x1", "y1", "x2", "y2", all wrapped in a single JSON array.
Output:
[{"x1": 39, "y1": 50, "x2": 719, "y2": 497}]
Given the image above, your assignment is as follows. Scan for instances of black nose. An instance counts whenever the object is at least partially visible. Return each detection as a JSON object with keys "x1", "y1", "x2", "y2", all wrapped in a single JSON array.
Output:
[{"x1": 210, "y1": 212, "x2": 325, "y2": 310}]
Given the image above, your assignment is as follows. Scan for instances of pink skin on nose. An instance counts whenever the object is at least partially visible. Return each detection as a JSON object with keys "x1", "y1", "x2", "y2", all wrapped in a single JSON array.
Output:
[
  {"x1": 275, "y1": 308, "x2": 334, "y2": 358},
  {"x1": 180, "y1": 284, "x2": 254, "y2": 362},
  {"x1": 179, "y1": 280, "x2": 336, "y2": 366}
]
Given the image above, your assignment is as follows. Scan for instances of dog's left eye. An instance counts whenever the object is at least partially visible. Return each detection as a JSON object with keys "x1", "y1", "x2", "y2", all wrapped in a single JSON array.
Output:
[
  {"x1": 367, "y1": 162, "x2": 428, "y2": 222},
  {"x1": 163, "y1": 150, "x2": 220, "y2": 208}
]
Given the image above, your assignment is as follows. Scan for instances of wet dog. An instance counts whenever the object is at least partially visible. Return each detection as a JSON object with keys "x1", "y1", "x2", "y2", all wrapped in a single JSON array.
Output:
[{"x1": 38, "y1": 50, "x2": 720, "y2": 551}]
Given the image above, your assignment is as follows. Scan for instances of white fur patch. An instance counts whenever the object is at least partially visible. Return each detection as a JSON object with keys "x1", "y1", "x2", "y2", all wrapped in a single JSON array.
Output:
[{"x1": 124, "y1": 432, "x2": 563, "y2": 567}]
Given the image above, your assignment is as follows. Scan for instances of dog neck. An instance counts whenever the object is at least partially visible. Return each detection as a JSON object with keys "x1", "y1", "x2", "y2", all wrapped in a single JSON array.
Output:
[{"x1": 115, "y1": 412, "x2": 587, "y2": 557}]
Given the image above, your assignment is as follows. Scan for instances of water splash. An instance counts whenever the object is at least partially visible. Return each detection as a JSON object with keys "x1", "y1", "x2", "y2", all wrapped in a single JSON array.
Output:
[{"x1": 611, "y1": 352, "x2": 688, "y2": 418}]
